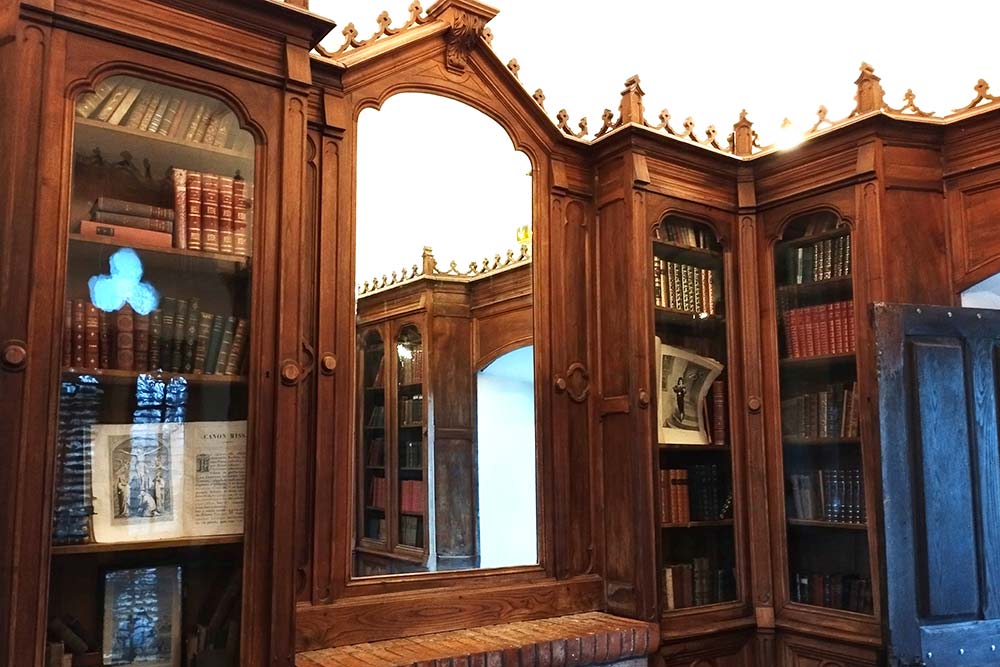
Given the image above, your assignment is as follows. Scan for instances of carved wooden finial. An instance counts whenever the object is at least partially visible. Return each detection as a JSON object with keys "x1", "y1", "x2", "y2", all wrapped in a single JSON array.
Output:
[
  {"x1": 648, "y1": 109, "x2": 676, "y2": 135},
  {"x1": 852, "y1": 61, "x2": 885, "y2": 116},
  {"x1": 886, "y1": 88, "x2": 934, "y2": 117},
  {"x1": 953, "y1": 78, "x2": 999, "y2": 112},
  {"x1": 595, "y1": 108, "x2": 616, "y2": 137},
  {"x1": 507, "y1": 58, "x2": 520, "y2": 79},
  {"x1": 532, "y1": 88, "x2": 546, "y2": 110},
  {"x1": 808, "y1": 105, "x2": 833, "y2": 133},
  {"x1": 482, "y1": 27, "x2": 493, "y2": 46},
  {"x1": 618, "y1": 74, "x2": 646, "y2": 126},
  {"x1": 728, "y1": 109, "x2": 758, "y2": 157},
  {"x1": 421, "y1": 246, "x2": 437, "y2": 275}
]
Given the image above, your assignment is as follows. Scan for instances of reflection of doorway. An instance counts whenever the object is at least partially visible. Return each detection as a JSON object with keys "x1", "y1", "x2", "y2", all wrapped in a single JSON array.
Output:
[{"x1": 476, "y1": 346, "x2": 537, "y2": 569}]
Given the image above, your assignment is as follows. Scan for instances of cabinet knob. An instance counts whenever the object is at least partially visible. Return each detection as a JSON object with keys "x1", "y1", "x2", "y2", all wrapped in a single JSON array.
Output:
[
  {"x1": 320, "y1": 353, "x2": 337, "y2": 375},
  {"x1": 280, "y1": 361, "x2": 301, "y2": 385},
  {"x1": 554, "y1": 376, "x2": 567, "y2": 392},
  {"x1": 747, "y1": 396, "x2": 762, "y2": 413},
  {"x1": 1, "y1": 340, "x2": 27, "y2": 372},
  {"x1": 638, "y1": 389, "x2": 650, "y2": 409}
]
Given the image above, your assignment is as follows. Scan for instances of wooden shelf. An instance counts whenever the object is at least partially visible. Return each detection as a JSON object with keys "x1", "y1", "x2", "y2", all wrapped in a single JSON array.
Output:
[
  {"x1": 779, "y1": 352, "x2": 856, "y2": 371},
  {"x1": 659, "y1": 443, "x2": 731, "y2": 453},
  {"x1": 652, "y1": 239, "x2": 723, "y2": 269},
  {"x1": 787, "y1": 519, "x2": 868, "y2": 531},
  {"x1": 365, "y1": 506, "x2": 386, "y2": 513},
  {"x1": 777, "y1": 276, "x2": 853, "y2": 298},
  {"x1": 776, "y1": 227, "x2": 850, "y2": 250},
  {"x1": 399, "y1": 422, "x2": 423, "y2": 428},
  {"x1": 661, "y1": 519, "x2": 733, "y2": 529},
  {"x1": 63, "y1": 366, "x2": 246, "y2": 385},
  {"x1": 400, "y1": 511, "x2": 425, "y2": 517},
  {"x1": 51, "y1": 534, "x2": 241, "y2": 555},
  {"x1": 654, "y1": 307, "x2": 725, "y2": 330},
  {"x1": 783, "y1": 437, "x2": 861, "y2": 447},
  {"x1": 74, "y1": 117, "x2": 253, "y2": 178},
  {"x1": 69, "y1": 233, "x2": 250, "y2": 275}
]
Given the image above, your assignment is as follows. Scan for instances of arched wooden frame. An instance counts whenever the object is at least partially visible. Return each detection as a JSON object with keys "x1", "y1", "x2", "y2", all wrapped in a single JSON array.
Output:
[
  {"x1": 649, "y1": 207, "x2": 730, "y2": 249},
  {"x1": 302, "y1": 8, "x2": 600, "y2": 651}
]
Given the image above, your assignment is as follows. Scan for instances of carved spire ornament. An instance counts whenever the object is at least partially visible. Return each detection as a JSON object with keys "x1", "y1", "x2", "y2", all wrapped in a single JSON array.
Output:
[
  {"x1": 532, "y1": 88, "x2": 546, "y2": 110},
  {"x1": 595, "y1": 108, "x2": 616, "y2": 137},
  {"x1": 556, "y1": 109, "x2": 588, "y2": 138},
  {"x1": 885, "y1": 88, "x2": 934, "y2": 117},
  {"x1": 648, "y1": 109, "x2": 676, "y2": 135},
  {"x1": 851, "y1": 62, "x2": 886, "y2": 116},
  {"x1": 808, "y1": 105, "x2": 834, "y2": 133},
  {"x1": 618, "y1": 75, "x2": 647, "y2": 126},
  {"x1": 954, "y1": 79, "x2": 999, "y2": 112},
  {"x1": 506, "y1": 58, "x2": 520, "y2": 79},
  {"x1": 727, "y1": 109, "x2": 759, "y2": 157}
]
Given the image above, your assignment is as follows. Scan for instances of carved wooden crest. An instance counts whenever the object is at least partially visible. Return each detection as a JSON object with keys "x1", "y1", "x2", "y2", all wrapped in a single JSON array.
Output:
[{"x1": 445, "y1": 11, "x2": 485, "y2": 72}]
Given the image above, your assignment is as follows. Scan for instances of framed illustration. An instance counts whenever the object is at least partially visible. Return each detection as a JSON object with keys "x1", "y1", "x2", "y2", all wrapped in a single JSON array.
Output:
[{"x1": 655, "y1": 339, "x2": 724, "y2": 445}]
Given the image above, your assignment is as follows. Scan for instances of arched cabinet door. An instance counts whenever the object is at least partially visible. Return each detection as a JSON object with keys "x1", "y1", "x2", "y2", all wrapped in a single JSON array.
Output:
[
  {"x1": 358, "y1": 328, "x2": 388, "y2": 548},
  {"x1": 48, "y1": 72, "x2": 258, "y2": 667},
  {"x1": 393, "y1": 324, "x2": 427, "y2": 558}
]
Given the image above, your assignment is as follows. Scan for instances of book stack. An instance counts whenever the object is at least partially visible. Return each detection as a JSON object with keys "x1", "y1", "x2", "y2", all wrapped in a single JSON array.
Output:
[
  {"x1": 653, "y1": 258, "x2": 718, "y2": 315},
  {"x1": 80, "y1": 197, "x2": 175, "y2": 248},
  {"x1": 367, "y1": 476, "x2": 387, "y2": 509},
  {"x1": 663, "y1": 560, "x2": 735, "y2": 610},
  {"x1": 399, "y1": 396, "x2": 423, "y2": 426},
  {"x1": 75, "y1": 78, "x2": 251, "y2": 153},
  {"x1": 399, "y1": 515, "x2": 422, "y2": 547},
  {"x1": 780, "y1": 382, "x2": 859, "y2": 439},
  {"x1": 785, "y1": 234, "x2": 851, "y2": 284},
  {"x1": 782, "y1": 301, "x2": 855, "y2": 358},
  {"x1": 400, "y1": 480, "x2": 425, "y2": 514},
  {"x1": 51, "y1": 377, "x2": 103, "y2": 545},
  {"x1": 660, "y1": 221, "x2": 715, "y2": 249},
  {"x1": 787, "y1": 468, "x2": 866, "y2": 524},
  {"x1": 790, "y1": 572, "x2": 872, "y2": 613},
  {"x1": 62, "y1": 297, "x2": 249, "y2": 377},
  {"x1": 172, "y1": 168, "x2": 252, "y2": 255},
  {"x1": 659, "y1": 466, "x2": 729, "y2": 525},
  {"x1": 398, "y1": 347, "x2": 424, "y2": 384}
]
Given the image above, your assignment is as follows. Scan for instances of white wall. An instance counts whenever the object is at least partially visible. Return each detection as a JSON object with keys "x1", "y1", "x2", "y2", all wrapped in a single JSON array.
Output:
[{"x1": 961, "y1": 273, "x2": 1000, "y2": 309}]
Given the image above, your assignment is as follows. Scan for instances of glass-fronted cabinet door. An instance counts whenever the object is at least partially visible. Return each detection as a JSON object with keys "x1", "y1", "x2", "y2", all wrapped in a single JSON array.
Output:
[
  {"x1": 359, "y1": 328, "x2": 387, "y2": 546},
  {"x1": 395, "y1": 324, "x2": 427, "y2": 559},
  {"x1": 651, "y1": 215, "x2": 738, "y2": 613},
  {"x1": 48, "y1": 74, "x2": 255, "y2": 666},
  {"x1": 772, "y1": 210, "x2": 873, "y2": 615}
]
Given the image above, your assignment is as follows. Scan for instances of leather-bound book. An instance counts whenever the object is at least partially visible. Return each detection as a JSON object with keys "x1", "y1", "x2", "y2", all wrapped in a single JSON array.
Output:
[
  {"x1": 98, "y1": 310, "x2": 111, "y2": 369},
  {"x1": 218, "y1": 176, "x2": 234, "y2": 254},
  {"x1": 232, "y1": 177, "x2": 250, "y2": 256},
  {"x1": 122, "y1": 90, "x2": 154, "y2": 129},
  {"x1": 181, "y1": 298, "x2": 200, "y2": 373},
  {"x1": 156, "y1": 97, "x2": 182, "y2": 136},
  {"x1": 133, "y1": 313, "x2": 150, "y2": 372},
  {"x1": 92, "y1": 83, "x2": 130, "y2": 123},
  {"x1": 75, "y1": 79, "x2": 116, "y2": 118},
  {"x1": 711, "y1": 380, "x2": 726, "y2": 446},
  {"x1": 84, "y1": 304, "x2": 99, "y2": 369},
  {"x1": 71, "y1": 299, "x2": 85, "y2": 368},
  {"x1": 170, "y1": 298, "x2": 189, "y2": 373},
  {"x1": 89, "y1": 211, "x2": 173, "y2": 234},
  {"x1": 78, "y1": 222, "x2": 173, "y2": 249},
  {"x1": 203, "y1": 315, "x2": 226, "y2": 374},
  {"x1": 192, "y1": 311, "x2": 214, "y2": 373},
  {"x1": 201, "y1": 172, "x2": 221, "y2": 253},
  {"x1": 137, "y1": 92, "x2": 162, "y2": 132},
  {"x1": 186, "y1": 171, "x2": 203, "y2": 251},
  {"x1": 114, "y1": 304, "x2": 135, "y2": 371},
  {"x1": 148, "y1": 308, "x2": 162, "y2": 370},
  {"x1": 159, "y1": 297, "x2": 176, "y2": 370},
  {"x1": 171, "y1": 168, "x2": 187, "y2": 249},
  {"x1": 182, "y1": 102, "x2": 208, "y2": 142},
  {"x1": 213, "y1": 316, "x2": 237, "y2": 375},
  {"x1": 224, "y1": 318, "x2": 249, "y2": 375}
]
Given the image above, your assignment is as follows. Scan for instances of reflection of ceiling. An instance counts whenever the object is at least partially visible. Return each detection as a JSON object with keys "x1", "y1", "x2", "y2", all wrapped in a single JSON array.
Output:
[{"x1": 358, "y1": 243, "x2": 531, "y2": 296}]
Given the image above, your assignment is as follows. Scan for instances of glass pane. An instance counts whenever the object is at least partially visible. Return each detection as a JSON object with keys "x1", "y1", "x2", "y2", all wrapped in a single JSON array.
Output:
[
  {"x1": 360, "y1": 330, "x2": 387, "y2": 544},
  {"x1": 652, "y1": 216, "x2": 738, "y2": 611},
  {"x1": 396, "y1": 326, "x2": 425, "y2": 552},
  {"x1": 47, "y1": 74, "x2": 254, "y2": 666},
  {"x1": 773, "y1": 211, "x2": 873, "y2": 614}
]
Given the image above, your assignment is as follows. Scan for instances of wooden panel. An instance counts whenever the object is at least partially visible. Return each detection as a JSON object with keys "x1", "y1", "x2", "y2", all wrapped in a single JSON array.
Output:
[
  {"x1": 659, "y1": 630, "x2": 752, "y2": 667},
  {"x1": 777, "y1": 633, "x2": 879, "y2": 667},
  {"x1": 295, "y1": 576, "x2": 605, "y2": 650},
  {"x1": 881, "y1": 189, "x2": 951, "y2": 304},
  {"x1": 948, "y1": 173, "x2": 1000, "y2": 289},
  {"x1": 882, "y1": 144, "x2": 943, "y2": 191},
  {"x1": 910, "y1": 338, "x2": 980, "y2": 618}
]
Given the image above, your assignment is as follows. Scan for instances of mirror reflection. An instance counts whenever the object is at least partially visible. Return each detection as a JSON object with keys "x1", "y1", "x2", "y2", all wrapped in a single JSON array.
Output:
[{"x1": 353, "y1": 93, "x2": 537, "y2": 576}]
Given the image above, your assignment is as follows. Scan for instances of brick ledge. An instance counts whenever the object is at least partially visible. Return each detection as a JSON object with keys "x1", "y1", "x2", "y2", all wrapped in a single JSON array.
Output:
[{"x1": 296, "y1": 612, "x2": 658, "y2": 667}]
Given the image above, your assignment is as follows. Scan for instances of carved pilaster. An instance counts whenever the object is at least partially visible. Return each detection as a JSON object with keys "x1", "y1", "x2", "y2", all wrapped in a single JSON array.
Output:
[
  {"x1": 618, "y1": 75, "x2": 646, "y2": 126},
  {"x1": 852, "y1": 61, "x2": 885, "y2": 116}
]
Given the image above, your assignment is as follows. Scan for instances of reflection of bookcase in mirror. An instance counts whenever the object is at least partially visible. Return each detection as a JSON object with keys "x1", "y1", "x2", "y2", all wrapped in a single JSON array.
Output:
[
  {"x1": 355, "y1": 320, "x2": 429, "y2": 576},
  {"x1": 650, "y1": 216, "x2": 740, "y2": 617},
  {"x1": 771, "y1": 211, "x2": 874, "y2": 621},
  {"x1": 48, "y1": 74, "x2": 255, "y2": 667}
]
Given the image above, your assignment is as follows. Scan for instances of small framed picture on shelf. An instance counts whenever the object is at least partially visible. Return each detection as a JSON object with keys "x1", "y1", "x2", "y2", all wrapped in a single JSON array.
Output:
[
  {"x1": 655, "y1": 338, "x2": 723, "y2": 445},
  {"x1": 102, "y1": 565, "x2": 182, "y2": 667}
]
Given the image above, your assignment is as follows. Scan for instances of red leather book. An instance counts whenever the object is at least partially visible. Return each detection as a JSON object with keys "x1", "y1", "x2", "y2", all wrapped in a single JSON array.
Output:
[
  {"x1": 711, "y1": 379, "x2": 726, "y2": 446},
  {"x1": 171, "y1": 168, "x2": 187, "y2": 249},
  {"x1": 79, "y1": 220, "x2": 172, "y2": 248},
  {"x1": 84, "y1": 303, "x2": 99, "y2": 369},
  {"x1": 232, "y1": 178, "x2": 250, "y2": 256},
  {"x1": 200, "y1": 172, "x2": 221, "y2": 253},
  {"x1": 218, "y1": 175, "x2": 234, "y2": 254},
  {"x1": 224, "y1": 318, "x2": 248, "y2": 376},
  {"x1": 115, "y1": 304, "x2": 135, "y2": 371},
  {"x1": 133, "y1": 313, "x2": 150, "y2": 371},
  {"x1": 186, "y1": 171, "x2": 203, "y2": 251}
]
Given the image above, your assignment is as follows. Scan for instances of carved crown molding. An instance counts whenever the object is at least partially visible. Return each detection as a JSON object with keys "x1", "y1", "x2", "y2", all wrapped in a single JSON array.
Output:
[{"x1": 358, "y1": 244, "x2": 531, "y2": 296}]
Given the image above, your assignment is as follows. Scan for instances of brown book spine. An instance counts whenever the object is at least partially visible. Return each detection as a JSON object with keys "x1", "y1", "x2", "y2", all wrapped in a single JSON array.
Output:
[
  {"x1": 847, "y1": 303, "x2": 856, "y2": 353},
  {"x1": 62, "y1": 300, "x2": 73, "y2": 368},
  {"x1": 167, "y1": 98, "x2": 192, "y2": 139},
  {"x1": 193, "y1": 311, "x2": 214, "y2": 373},
  {"x1": 711, "y1": 380, "x2": 726, "y2": 446},
  {"x1": 75, "y1": 79, "x2": 116, "y2": 118},
  {"x1": 92, "y1": 196, "x2": 174, "y2": 221},
  {"x1": 212, "y1": 113, "x2": 235, "y2": 148},
  {"x1": 218, "y1": 176, "x2": 234, "y2": 254},
  {"x1": 149, "y1": 308, "x2": 162, "y2": 370},
  {"x1": 224, "y1": 318, "x2": 249, "y2": 375},
  {"x1": 186, "y1": 171, "x2": 203, "y2": 251},
  {"x1": 115, "y1": 304, "x2": 135, "y2": 371},
  {"x1": 194, "y1": 105, "x2": 216, "y2": 143},
  {"x1": 79, "y1": 221, "x2": 173, "y2": 248},
  {"x1": 214, "y1": 316, "x2": 236, "y2": 374},
  {"x1": 201, "y1": 173, "x2": 221, "y2": 252},
  {"x1": 71, "y1": 299, "x2": 85, "y2": 367},
  {"x1": 183, "y1": 102, "x2": 207, "y2": 142},
  {"x1": 157, "y1": 97, "x2": 182, "y2": 136},
  {"x1": 134, "y1": 314, "x2": 150, "y2": 371},
  {"x1": 93, "y1": 83, "x2": 129, "y2": 123},
  {"x1": 137, "y1": 92, "x2": 162, "y2": 132},
  {"x1": 123, "y1": 90, "x2": 154, "y2": 129},
  {"x1": 145, "y1": 95, "x2": 171, "y2": 133},
  {"x1": 84, "y1": 304, "x2": 99, "y2": 369},
  {"x1": 202, "y1": 109, "x2": 225, "y2": 144},
  {"x1": 171, "y1": 168, "x2": 188, "y2": 250},
  {"x1": 181, "y1": 299, "x2": 200, "y2": 373},
  {"x1": 233, "y1": 178, "x2": 250, "y2": 256},
  {"x1": 170, "y1": 298, "x2": 189, "y2": 373},
  {"x1": 98, "y1": 310, "x2": 112, "y2": 369},
  {"x1": 90, "y1": 211, "x2": 173, "y2": 234}
]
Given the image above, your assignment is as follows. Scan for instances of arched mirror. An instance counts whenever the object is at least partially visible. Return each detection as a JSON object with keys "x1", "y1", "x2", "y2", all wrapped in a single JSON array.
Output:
[{"x1": 353, "y1": 93, "x2": 536, "y2": 577}]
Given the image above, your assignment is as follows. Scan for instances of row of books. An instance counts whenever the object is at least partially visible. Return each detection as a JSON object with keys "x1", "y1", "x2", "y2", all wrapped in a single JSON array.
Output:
[
  {"x1": 783, "y1": 234, "x2": 851, "y2": 285},
  {"x1": 399, "y1": 396, "x2": 423, "y2": 426},
  {"x1": 663, "y1": 560, "x2": 735, "y2": 610},
  {"x1": 658, "y1": 221, "x2": 717, "y2": 250},
  {"x1": 63, "y1": 298, "x2": 249, "y2": 376},
  {"x1": 366, "y1": 437, "x2": 386, "y2": 466},
  {"x1": 658, "y1": 466, "x2": 730, "y2": 525},
  {"x1": 51, "y1": 378, "x2": 102, "y2": 544},
  {"x1": 780, "y1": 382, "x2": 860, "y2": 440},
  {"x1": 788, "y1": 468, "x2": 866, "y2": 524},
  {"x1": 400, "y1": 480, "x2": 426, "y2": 515},
  {"x1": 401, "y1": 440, "x2": 422, "y2": 468},
  {"x1": 790, "y1": 572, "x2": 872, "y2": 613},
  {"x1": 367, "y1": 406, "x2": 385, "y2": 428},
  {"x1": 75, "y1": 78, "x2": 250, "y2": 152},
  {"x1": 653, "y1": 258, "x2": 719, "y2": 315},
  {"x1": 173, "y1": 169, "x2": 251, "y2": 255},
  {"x1": 367, "y1": 476, "x2": 388, "y2": 509},
  {"x1": 782, "y1": 301, "x2": 855, "y2": 359},
  {"x1": 400, "y1": 515, "x2": 422, "y2": 547},
  {"x1": 398, "y1": 346, "x2": 424, "y2": 385}
]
